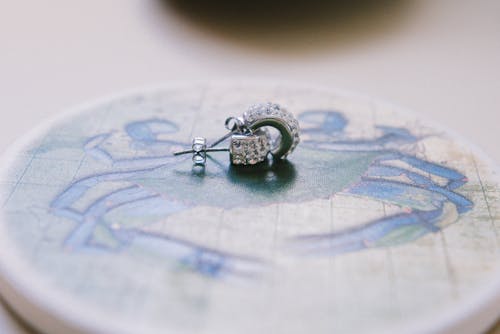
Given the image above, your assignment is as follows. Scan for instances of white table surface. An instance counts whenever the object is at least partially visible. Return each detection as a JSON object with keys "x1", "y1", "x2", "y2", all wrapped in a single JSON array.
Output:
[{"x1": 0, "y1": 0, "x2": 499, "y2": 332}]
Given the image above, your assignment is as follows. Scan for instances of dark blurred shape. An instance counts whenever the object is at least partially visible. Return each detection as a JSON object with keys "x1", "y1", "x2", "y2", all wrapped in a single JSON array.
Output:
[{"x1": 161, "y1": 0, "x2": 413, "y2": 54}]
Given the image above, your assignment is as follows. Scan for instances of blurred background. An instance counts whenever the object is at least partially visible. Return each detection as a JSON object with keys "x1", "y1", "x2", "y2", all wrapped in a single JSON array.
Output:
[{"x1": 0, "y1": 0, "x2": 499, "y2": 332}]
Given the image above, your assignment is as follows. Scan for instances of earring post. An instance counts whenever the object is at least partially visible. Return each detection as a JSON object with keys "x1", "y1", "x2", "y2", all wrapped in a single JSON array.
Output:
[
  {"x1": 173, "y1": 148, "x2": 229, "y2": 156},
  {"x1": 208, "y1": 132, "x2": 233, "y2": 148}
]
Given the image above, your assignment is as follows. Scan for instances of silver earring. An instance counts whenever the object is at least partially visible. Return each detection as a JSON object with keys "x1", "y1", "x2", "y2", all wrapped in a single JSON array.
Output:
[
  {"x1": 174, "y1": 103, "x2": 300, "y2": 166},
  {"x1": 211, "y1": 103, "x2": 300, "y2": 159}
]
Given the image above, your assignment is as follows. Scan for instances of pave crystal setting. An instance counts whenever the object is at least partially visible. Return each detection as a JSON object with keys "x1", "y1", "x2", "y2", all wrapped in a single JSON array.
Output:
[
  {"x1": 229, "y1": 129, "x2": 271, "y2": 165},
  {"x1": 242, "y1": 103, "x2": 300, "y2": 159}
]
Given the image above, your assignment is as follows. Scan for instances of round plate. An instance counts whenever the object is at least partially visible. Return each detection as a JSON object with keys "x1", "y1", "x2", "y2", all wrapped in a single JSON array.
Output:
[{"x1": 0, "y1": 82, "x2": 499, "y2": 334}]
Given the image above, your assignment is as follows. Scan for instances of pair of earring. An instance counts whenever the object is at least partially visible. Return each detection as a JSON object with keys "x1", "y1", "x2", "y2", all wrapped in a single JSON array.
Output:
[{"x1": 174, "y1": 103, "x2": 300, "y2": 166}]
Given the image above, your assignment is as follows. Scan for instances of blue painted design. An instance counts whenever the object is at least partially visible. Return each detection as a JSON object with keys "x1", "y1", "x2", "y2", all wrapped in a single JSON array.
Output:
[
  {"x1": 48, "y1": 113, "x2": 473, "y2": 277},
  {"x1": 292, "y1": 111, "x2": 472, "y2": 255},
  {"x1": 125, "y1": 119, "x2": 178, "y2": 143}
]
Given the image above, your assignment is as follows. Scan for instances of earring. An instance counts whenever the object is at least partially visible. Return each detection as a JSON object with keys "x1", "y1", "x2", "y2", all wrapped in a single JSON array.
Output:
[{"x1": 174, "y1": 103, "x2": 300, "y2": 166}]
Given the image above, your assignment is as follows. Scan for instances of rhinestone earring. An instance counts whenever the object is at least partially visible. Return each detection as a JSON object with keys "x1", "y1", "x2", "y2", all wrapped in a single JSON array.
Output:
[{"x1": 174, "y1": 103, "x2": 300, "y2": 166}]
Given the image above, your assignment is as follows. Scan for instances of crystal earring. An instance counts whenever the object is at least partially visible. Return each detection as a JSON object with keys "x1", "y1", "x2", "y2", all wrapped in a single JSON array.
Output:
[{"x1": 174, "y1": 103, "x2": 300, "y2": 166}]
